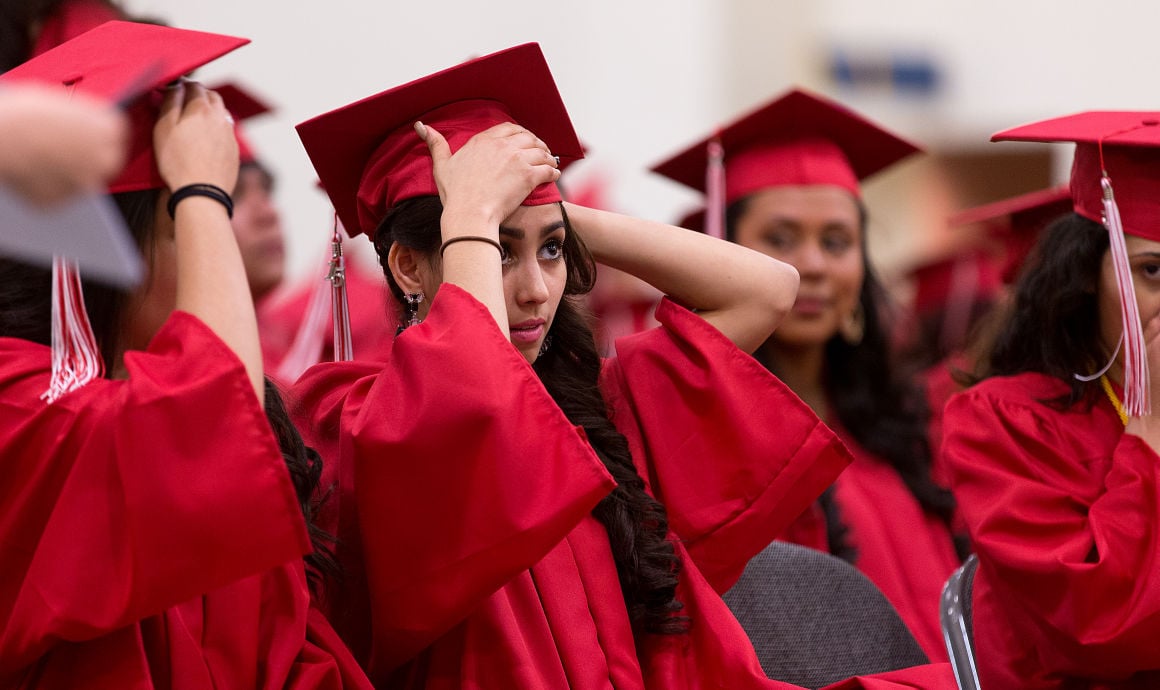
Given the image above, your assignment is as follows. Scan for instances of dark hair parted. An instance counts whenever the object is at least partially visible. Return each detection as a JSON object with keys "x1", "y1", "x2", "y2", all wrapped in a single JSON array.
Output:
[
  {"x1": 726, "y1": 196, "x2": 958, "y2": 539},
  {"x1": 374, "y1": 196, "x2": 687, "y2": 635},
  {"x1": 0, "y1": 188, "x2": 337, "y2": 592},
  {"x1": 978, "y1": 212, "x2": 1108, "y2": 409}
]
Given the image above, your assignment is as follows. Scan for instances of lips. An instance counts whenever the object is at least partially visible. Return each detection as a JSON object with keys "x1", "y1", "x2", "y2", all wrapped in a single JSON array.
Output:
[
  {"x1": 792, "y1": 296, "x2": 830, "y2": 316},
  {"x1": 510, "y1": 319, "x2": 545, "y2": 345}
]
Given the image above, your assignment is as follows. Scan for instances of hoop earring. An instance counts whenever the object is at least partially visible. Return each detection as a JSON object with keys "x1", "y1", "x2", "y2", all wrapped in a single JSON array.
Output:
[
  {"x1": 397, "y1": 291, "x2": 424, "y2": 335},
  {"x1": 840, "y1": 303, "x2": 865, "y2": 346}
]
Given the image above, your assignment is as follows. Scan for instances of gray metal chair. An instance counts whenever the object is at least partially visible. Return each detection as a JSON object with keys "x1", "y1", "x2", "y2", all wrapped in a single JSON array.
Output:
[
  {"x1": 723, "y1": 541, "x2": 930, "y2": 689},
  {"x1": 940, "y1": 554, "x2": 980, "y2": 690}
]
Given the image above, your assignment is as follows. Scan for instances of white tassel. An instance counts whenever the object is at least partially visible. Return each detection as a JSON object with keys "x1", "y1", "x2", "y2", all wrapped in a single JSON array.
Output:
[
  {"x1": 1101, "y1": 175, "x2": 1150, "y2": 417},
  {"x1": 41, "y1": 256, "x2": 103, "y2": 403},
  {"x1": 273, "y1": 261, "x2": 332, "y2": 383},
  {"x1": 704, "y1": 137, "x2": 726, "y2": 240}
]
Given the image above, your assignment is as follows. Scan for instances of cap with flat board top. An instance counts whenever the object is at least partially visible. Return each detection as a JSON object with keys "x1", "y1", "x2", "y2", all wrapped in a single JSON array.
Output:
[
  {"x1": 296, "y1": 42, "x2": 584, "y2": 240},
  {"x1": 651, "y1": 87, "x2": 921, "y2": 203}
]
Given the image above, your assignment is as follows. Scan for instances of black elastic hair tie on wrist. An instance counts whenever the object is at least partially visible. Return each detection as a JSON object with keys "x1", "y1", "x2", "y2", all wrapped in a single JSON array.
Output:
[{"x1": 167, "y1": 183, "x2": 234, "y2": 219}]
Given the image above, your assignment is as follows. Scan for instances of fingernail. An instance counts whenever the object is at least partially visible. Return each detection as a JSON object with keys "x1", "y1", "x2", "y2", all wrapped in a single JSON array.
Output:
[{"x1": 414, "y1": 121, "x2": 427, "y2": 139}]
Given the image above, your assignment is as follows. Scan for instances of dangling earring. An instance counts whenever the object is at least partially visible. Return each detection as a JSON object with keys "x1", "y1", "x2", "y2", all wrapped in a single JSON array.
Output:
[
  {"x1": 397, "y1": 291, "x2": 424, "y2": 335},
  {"x1": 840, "y1": 303, "x2": 865, "y2": 346},
  {"x1": 537, "y1": 334, "x2": 553, "y2": 359}
]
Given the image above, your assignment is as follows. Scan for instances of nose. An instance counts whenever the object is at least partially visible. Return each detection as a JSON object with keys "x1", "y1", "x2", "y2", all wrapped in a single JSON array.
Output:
[
  {"x1": 511, "y1": 259, "x2": 550, "y2": 306},
  {"x1": 794, "y1": 240, "x2": 827, "y2": 278}
]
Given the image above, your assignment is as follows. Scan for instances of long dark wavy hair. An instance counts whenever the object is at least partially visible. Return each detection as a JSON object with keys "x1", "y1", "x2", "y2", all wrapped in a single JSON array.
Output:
[
  {"x1": 976, "y1": 213, "x2": 1108, "y2": 409},
  {"x1": 374, "y1": 195, "x2": 687, "y2": 635},
  {"x1": 726, "y1": 196, "x2": 958, "y2": 557},
  {"x1": 0, "y1": 189, "x2": 337, "y2": 592}
]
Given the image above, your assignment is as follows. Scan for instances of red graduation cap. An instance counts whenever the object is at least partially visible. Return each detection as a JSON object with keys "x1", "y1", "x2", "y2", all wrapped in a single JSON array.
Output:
[
  {"x1": 992, "y1": 112, "x2": 1160, "y2": 417},
  {"x1": 296, "y1": 43, "x2": 584, "y2": 240},
  {"x1": 212, "y1": 81, "x2": 274, "y2": 164},
  {"x1": 1, "y1": 21, "x2": 249, "y2": 193},
  {"x1": 909, "y1": 249, "x2": 1002, "y2": 318},
  {"x1": 993, "y1": 113, "x2": 1160, "y2": 242},
  {"x1": 651, "y1": 88, "x2": 920, "y2": 238},
  {"x1": 948, "y1": 186, "x2": 1072, "y2": 285}
]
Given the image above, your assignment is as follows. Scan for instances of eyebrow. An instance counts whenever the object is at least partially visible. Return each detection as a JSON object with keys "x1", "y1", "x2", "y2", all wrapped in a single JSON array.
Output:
[{"x1": 498, "y1": 220, "x2": 566, "y2": 240}]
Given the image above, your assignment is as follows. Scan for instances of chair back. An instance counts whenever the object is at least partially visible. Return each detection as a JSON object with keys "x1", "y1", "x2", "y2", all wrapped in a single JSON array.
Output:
[{"x1": 723, "y1": 541, "x2": 929, "y2": 689}]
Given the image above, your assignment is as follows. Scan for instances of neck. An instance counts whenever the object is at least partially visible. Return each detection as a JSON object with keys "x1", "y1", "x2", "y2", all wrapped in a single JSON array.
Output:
[{"x1": 760, "y1": 338, "x2": 829, "y2": 418}]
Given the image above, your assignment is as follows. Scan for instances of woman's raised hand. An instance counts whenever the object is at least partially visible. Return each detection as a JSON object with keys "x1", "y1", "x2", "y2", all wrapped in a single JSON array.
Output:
[
  {"x1": 415, "y1": 121, "x2": 559, "y2": 238},
  {"x1": 153, "y1": 81, "x2": 239, "y2": 195}
]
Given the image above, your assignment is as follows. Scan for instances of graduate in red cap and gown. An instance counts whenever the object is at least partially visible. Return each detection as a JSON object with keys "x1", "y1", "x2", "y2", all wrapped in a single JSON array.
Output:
[
  {"x1": 942, "y1": 113, "x2": 1160, "y2": 689},
  {"x1": 0, "y1": 22, "x2": 370, "y2": 689},
  {"x1": 290, "y1": 45, "x2": 953, "y2": 689},
  {"x1": 652, "y1": 87, "x2": 962, "y2": 663}
]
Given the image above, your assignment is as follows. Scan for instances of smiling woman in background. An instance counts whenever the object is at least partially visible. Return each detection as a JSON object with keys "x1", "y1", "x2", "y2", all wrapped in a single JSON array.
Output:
[{"x1": 652, "y1": 87, "x2": 962, "y2": 663}]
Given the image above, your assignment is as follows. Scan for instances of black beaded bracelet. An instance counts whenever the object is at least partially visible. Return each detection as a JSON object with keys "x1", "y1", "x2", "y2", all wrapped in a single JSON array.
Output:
[
  {"x1": 439, "y1": 235, "x2": 503, "y2": 258},
  {"x1": 167, "y1": 183, "x2": 234, "y2": 220}
]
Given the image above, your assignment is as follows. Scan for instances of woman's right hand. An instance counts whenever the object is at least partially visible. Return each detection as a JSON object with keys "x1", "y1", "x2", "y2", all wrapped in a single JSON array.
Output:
[
  {"x1": 153, "y1": 81, "x2": 238, "y2": 195},
  {"x1": 415, "y1": 121, "x2": 559, "y2": 239}
]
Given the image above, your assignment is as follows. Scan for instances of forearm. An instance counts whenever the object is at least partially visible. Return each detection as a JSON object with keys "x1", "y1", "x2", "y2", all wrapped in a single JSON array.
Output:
[
  {"x1": 438, "y1": 207, "x2": 508, "y2": 336},
  {"x1": 174, "y1": 197, "x2": 264, "y2": 402},
  {"x1": 563, "y1": 202, "x2": 799, "y2": 352}
]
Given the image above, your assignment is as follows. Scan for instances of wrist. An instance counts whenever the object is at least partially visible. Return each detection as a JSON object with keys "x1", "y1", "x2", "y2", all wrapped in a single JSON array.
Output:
[
  {"x1": 440, "y1": 207, "x2": 500, "y2": 242},
  {"x1": 167, "y1": 183, "x2": 233, "y2": 220}
]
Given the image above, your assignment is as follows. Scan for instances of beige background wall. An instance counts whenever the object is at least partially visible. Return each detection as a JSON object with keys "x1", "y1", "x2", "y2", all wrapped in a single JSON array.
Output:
[{"x1": 120, "y1": 0, "x2": 1157, "y2": 293}]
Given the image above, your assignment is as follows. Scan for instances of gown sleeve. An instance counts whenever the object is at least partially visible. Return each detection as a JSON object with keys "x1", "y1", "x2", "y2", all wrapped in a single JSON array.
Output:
[
  {"x1": 943, "y1": 377, "x2": 1160, "y2": 675},
  {"x1": 0, "y1": 312, "x2": 310, "y2": 674},
  {"x1": 600, "y1": 298, "x2": 853, "y2": 593},
  {"x1": 290, "y1": 284, "x2": 617, "y2": 677}
]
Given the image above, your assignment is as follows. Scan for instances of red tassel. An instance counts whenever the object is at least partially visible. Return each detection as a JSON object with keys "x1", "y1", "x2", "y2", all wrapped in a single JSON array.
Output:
[
  {"x1": 704, "y1": 136, "x2": 726, "y2": 240},
  {"x1": 41, "y1": 256, "x2": 103, "y2": 403}
]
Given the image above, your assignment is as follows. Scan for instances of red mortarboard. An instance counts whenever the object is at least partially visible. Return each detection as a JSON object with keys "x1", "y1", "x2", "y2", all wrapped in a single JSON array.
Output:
[
  {"x1": 949, "y1": 186, "x2": 1072, "y2": 284},
  {"x1": 993, "y1": 113, "x2": 1160, "y2": 242},
  {"x1": 651, "y1": 88, "x2": 921, "y2": 203},
  {"x1": 0, "y1": 21, "x2": 249, "y2": 193},
  {"x1": 296, "y1": 43, "x2": 584, "y2": 240},
  {"x1": 909, "y1": 249, "x2": 1002, "y2": 317},
  {"x1": 212, "y1": 82, "x2": 274, "y2": 164}
]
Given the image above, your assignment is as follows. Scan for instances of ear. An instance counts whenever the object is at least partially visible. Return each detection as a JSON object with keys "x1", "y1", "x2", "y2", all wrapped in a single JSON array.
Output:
[{"x1": 387, "y1": 242, "x2": 428, "y2": 295}]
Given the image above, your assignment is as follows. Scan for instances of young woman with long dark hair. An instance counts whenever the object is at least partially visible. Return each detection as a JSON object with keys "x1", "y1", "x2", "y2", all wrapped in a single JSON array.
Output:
[
  {"x1": 652, "y1": 88, "x2": 961, "y2": 662},
  {"x1": 942, "y1": 113, "x2": 1160, "y2": 689},
  {"x1": 290, "y1": 45, "x2": 958, "y2": 689},
  {"x1": 0, "y1": 23, "x2": 369, "y2": 689}
]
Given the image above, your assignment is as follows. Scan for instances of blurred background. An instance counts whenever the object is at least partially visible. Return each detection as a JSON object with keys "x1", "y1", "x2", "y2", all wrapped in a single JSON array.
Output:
[{"x1": 121, "y1": 0, "x2": 1157, "y2": 300}]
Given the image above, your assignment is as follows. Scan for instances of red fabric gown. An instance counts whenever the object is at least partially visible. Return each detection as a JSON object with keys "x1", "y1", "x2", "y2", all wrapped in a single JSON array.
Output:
[
  {"x1": 778, "y1": 431, "x2": 959, "y2": 664},
  {"x1": 943, "y1": 373, "x2": 1160, "y2": 689},
  {"x1": 290, "y1": 285, "x2": 955, "y2": 689},
  {"x1": 0, "y1": 312, "x2": 371, "y2": 690}
]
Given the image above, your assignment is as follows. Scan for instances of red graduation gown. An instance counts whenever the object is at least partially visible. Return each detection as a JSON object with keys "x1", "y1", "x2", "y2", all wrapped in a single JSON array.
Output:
[
  {"x1": 291, "y1": 285, "x2": 954, "y2": 688},
  {"x1": 943, "y1": 373, "x2": 1160, "y2": 689},
  {"x1": 777, "y1": 431, "x2": 959, "y2": 664},
  {"x1": 0, "y1": 312, "x2": 371, "y2": 689}
]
